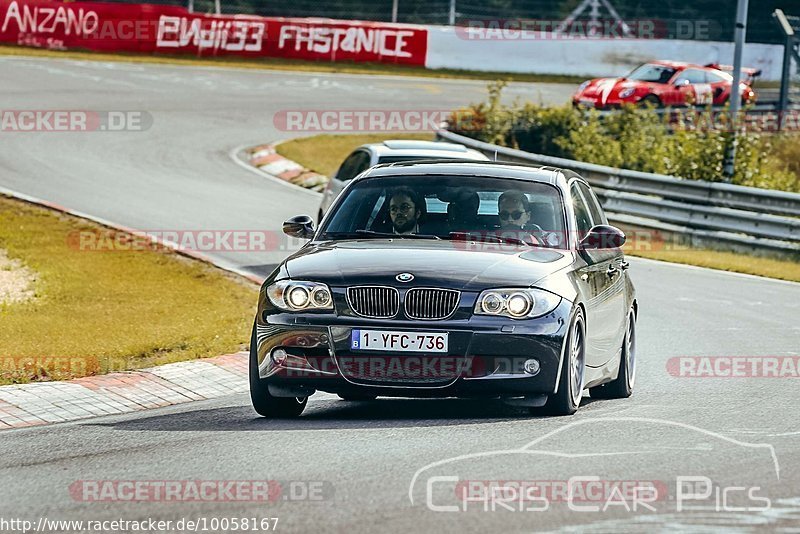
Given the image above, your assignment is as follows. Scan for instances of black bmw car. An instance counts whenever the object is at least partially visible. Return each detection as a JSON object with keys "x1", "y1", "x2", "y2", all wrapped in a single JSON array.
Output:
[{"x1": 250, "y1": 161, "x2": 637, "y2": 417}]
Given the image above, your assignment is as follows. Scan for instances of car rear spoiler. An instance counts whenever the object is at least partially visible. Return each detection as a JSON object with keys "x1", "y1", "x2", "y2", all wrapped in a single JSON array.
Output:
[{"x1": 705, "y1": 63, "x2": 762, "y2": 83}]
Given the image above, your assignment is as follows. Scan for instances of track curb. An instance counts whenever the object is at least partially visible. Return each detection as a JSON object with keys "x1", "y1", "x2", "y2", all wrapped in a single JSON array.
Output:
[{"x1": 0, "y1": 352, "x2": 248, "y2": 429}]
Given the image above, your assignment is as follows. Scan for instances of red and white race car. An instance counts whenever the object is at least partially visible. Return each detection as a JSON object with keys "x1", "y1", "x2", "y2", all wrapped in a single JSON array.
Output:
[{"x1": 572, "y1": 60, "x2": 759, "y2": 109}]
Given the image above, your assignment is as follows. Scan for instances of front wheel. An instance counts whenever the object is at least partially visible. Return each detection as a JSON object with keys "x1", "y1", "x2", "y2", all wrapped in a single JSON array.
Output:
[
  {"x1": 639, "y1": 94, "x2": 661, "y2": 107},
  {"x1": 533, "y1": 308, "x2": 586, "y2": 416},
  {"x1": 249, "y1": 323, "x2": 308, "y2": 418},
  {"x1": 590, "y1": 310, "x2": 636, "y2": 399}
]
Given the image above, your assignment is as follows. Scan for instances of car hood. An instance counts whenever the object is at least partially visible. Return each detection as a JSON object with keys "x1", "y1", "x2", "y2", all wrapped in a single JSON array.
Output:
[
  {"x1": 578, "y1": 78, "x2": 653, "y2": 102},
  {"x1": 283, "y1": 240, "x2": 572, "y2": 291}
]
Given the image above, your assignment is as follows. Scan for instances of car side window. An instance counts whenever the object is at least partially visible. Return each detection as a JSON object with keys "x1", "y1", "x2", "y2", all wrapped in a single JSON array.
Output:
[
  {"x1": 571, "y1": 183, "x2": 594, "y2": 237},
  {"x1": 337, "y1": 151, "x2": 371, "y2": 182},
  {"x1": 705, "y1": 71, "x2": 727, "y2": 83},
  {"x1": 674, "y1": 69, "x2": 706, "y2": 85},
  {"x1": 577, "y1": 183, "x2": 607, "y2": 226}
]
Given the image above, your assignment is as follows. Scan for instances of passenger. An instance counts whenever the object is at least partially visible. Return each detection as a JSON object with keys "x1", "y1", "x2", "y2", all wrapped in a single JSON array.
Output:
[
  {"x1": 498, "y1": 190, "x2": 535, "y2": 231},
  {"x1": 388, "y1": 187, "x2": 423, "y2": 235},
  {"x1": 498, "y1": 190, "x2": 545, "y2": 245}
]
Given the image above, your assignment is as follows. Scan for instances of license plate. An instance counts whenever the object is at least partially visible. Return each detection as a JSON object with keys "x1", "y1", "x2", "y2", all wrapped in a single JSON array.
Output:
[{"x1": 351, "y1": 330, "x2": 448, "y2": 353}]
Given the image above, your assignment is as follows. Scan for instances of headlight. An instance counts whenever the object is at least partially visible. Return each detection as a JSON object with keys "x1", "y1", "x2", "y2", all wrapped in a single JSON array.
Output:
[
  {"x1": 474, "y1": 288, "x2": 561, "y2": 319},
  {"x1": 619, "y1": 88, "x2": 635, "y2": 99},
  {"x1": 267, "y1": 280, "x2": 334, "y2": 312}
]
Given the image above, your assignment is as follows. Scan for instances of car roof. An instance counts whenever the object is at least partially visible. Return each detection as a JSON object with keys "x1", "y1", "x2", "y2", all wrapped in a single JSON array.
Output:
[
  {"x1": 360, "y1": 140, "x2": 489, "y2": 161},
  {"x1": 356, "y1": 160, "x2": 570, "y2": 188},
  {"x1": 648, "y1": 60, "x2": 716, "y2": 72},
  {"x1": 380, "y1": 140, "x2": 469, "y2": 151}
]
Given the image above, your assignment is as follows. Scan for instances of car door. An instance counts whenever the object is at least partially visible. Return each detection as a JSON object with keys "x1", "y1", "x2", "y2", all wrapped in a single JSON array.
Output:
[
  {"x1": 705, "y1": 70, "x2": 731, "y2": 104},
  {"x1": 672, "y1": 68, "x2": 713, "y2": 106},
  {"x1": 578, "y1": 182, "x2": 627, "y2": 362},
  {"x1": 570, "y1": 182, "x2": 622, "y2": 368},
  {"x1": 320, "y1": 149, "x2": 373, "y2": 218}
]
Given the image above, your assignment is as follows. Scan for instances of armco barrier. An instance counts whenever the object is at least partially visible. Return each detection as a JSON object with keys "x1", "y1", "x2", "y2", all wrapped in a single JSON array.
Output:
[
  {"x1": 436, "y1": 129, "x2": 800, "y2": 257},
  {"x1": 0, "y1": 0, "x2": 428, "y2": 65}
]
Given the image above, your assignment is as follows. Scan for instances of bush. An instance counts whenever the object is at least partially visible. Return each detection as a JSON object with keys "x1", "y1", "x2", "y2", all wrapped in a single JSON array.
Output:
[{"x1": 449, "y1": 82, "x2": 799, "y2": 192}]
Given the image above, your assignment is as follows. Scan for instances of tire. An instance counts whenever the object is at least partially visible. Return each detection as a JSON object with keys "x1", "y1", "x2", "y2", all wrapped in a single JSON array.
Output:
[
  {"x1": 337, "y1": 394, "x2": 378, "y2": 401},
  {"x1": 590, "y1": 310, "x2": 636, "y2": 399},
  {"x1": 249, "y1": 323, "x2": 308, "y2": 418},
  {"x1": 639, "y1": 94, "x2": 661, "y2": 108},
  {"x1": 533, "y1": 308, "x2": 586, "y2": 416}
]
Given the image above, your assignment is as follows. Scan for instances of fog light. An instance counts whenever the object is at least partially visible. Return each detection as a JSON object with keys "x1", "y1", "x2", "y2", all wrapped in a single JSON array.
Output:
[
  {"x1": 271, "y1": 348, "x2": 288, "y2": 366},
  {"x1": 523, "y1": 358, "x2": 540, "y2": 376}
]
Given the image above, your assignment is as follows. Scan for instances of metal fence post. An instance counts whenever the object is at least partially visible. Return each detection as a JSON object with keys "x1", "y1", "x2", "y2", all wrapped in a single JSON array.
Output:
[
  {"x1": 449, "y1": 0, "x2": 456, "y2": 25},
  {"x1": 774, "y1": 10, "x2": 796, "y2": 131},
  {"x1": 722, "y1": 0, "x2": 749, "y2": 181},
  {"x1": 392, "y1": 0, "x2": 398, "y2": 23}
]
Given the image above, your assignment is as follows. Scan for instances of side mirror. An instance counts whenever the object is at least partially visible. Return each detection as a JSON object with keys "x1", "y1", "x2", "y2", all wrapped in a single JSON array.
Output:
[
  {"x1": 283, "y1": 215, "x2": 315, "y2": 239},
  {"x1": 579, "y1": 225, "x2": 626, "y2": 249}
]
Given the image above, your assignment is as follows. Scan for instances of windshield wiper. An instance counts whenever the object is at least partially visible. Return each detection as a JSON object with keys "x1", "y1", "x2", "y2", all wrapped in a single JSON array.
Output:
[
  {"x1": 448, "y1": 232, "x2": 531, "y2": 247},
  {"x1": 322, "y1": 230, "x2": 441, "y2": 240},
  {"x1": 356, "y1": 230, "x2": 441, "y2": 240}
]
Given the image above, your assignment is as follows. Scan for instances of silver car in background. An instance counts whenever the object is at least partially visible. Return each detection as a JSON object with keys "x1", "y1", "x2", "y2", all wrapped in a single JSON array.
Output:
[{"x1": 318, "y1": 140, "x2": 490, "y2": 221}]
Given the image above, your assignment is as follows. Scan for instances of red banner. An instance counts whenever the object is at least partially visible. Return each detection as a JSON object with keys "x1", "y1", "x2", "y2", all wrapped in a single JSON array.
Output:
[{"x1": 0, "y1": 0, "x2": 428, "y2": 65}]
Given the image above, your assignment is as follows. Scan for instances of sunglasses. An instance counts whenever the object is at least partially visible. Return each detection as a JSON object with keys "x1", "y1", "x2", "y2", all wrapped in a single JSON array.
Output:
[{"x1": 499, "y1": 210, "x2": 526, "y2": 221}]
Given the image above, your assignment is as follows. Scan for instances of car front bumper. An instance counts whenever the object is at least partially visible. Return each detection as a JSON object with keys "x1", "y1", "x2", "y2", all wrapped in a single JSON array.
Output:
[{"x1": 254, "y1": 299, "x2": 573, "y2": 399}]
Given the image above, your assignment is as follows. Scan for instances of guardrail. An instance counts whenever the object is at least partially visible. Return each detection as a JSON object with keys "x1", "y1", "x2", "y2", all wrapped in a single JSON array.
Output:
[{"x1": 436, "y1": 129, "x2": 800, "y2": 257}]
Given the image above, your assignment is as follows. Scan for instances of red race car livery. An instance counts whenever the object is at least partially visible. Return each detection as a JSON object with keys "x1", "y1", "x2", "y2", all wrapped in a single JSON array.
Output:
[{"x1": 572, "y1": 60, "x2": 759, "y2": 109}]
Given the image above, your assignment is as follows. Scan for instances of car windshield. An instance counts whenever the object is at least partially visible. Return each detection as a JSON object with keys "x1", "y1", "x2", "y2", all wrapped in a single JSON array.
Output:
[
  {"x1": 319, "y1": 174, "x2": 567, "y2": 249},
  {"x1": 626, "y1": 63, "x2": 676, "y2": 84}
]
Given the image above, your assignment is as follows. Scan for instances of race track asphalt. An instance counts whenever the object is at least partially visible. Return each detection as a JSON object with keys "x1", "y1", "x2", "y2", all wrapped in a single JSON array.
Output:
[{"x1": 0, "y1": 56, "x2": 798, "y2": 533}]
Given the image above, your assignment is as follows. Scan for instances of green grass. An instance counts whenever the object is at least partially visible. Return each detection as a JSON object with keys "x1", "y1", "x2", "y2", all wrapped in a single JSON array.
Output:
[
  {"x1": 0, "y1": 45, "x2": 586, "y2": 85},
  {"x1": 626, "y1": 248, "x2": 800, "y2": 283},
  {"x1": 278, "y1": 133, "x2": 800, "y2": 283},
  {"x1": 0, "y1": 195, "x2": 258, "y2": 384},
  {"x1": 275, "y1": 133, "x2": 434, "y2": 177}
]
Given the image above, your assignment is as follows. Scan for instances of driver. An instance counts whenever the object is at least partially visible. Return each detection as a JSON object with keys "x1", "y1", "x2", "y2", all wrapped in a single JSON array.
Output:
[{"x1": 388, "y1": 187, "x2": 423, "y2": 235}]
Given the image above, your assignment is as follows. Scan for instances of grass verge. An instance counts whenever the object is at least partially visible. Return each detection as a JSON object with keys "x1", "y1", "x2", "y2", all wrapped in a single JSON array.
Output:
[
  {"x1": 0, "y1": 45, "x2": 586, "y2": 85},
  {"x1": 278, "y1": 133, "x2": 800, "y2": 283},
  {"x1": 0, "y1": 195, "x2": 257, "y2": 384}
]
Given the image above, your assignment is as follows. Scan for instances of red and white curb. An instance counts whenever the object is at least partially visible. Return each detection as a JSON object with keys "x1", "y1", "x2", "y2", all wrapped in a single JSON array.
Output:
[
  {"x1": 0, "y1": 352, "x2": 248, "y2": 430},
  {"x1": 246, "y1": 143, "x2": 328, "y2": 192}
]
